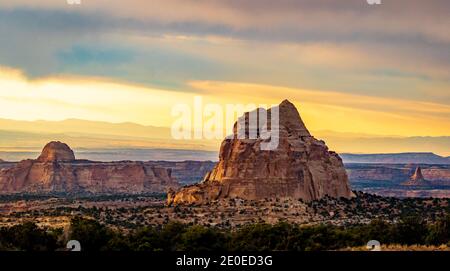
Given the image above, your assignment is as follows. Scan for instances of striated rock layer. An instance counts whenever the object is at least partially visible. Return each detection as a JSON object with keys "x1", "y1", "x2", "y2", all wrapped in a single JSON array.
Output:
[
  {"x1": 0, "y1": 141, "x2": 179, "y2": 194},
  {"x1": 168, "y1": 100, "x2": 353, "y2": 205}
]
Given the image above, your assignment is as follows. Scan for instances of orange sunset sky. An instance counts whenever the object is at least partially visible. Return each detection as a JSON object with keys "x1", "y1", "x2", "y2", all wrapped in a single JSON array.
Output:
[{"x1": 0, "y1": 1, "x2": 449, "y2": 155}]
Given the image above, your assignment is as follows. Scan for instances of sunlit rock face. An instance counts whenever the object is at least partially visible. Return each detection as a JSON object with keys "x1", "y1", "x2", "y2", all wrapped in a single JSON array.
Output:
[
  {"x1": 0, "y1": 142, "x2": 179, "y2": 194},
  {"x1": 168, "y1": 100, "x2": 354, "y2": 205},
  {"x1": 37, "y1": 141, "x2": 75, "y2": 162}
]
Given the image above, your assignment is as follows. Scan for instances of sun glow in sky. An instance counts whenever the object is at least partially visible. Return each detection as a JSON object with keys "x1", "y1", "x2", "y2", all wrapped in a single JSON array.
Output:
[
  {"x1": 0, "y1": 1, "x2": 449, "y2": 144},
  {"x1": 1, "y1": 67, "x2": 449, "y2": 137}
]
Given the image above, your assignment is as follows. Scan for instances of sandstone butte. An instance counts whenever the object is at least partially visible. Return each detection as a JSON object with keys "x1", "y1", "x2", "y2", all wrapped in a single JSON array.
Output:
[
  {"x1": 0, "y1": 141, "x2": 179, "y2": 194},
  {"x1": 402, "y1": 166, "x2": 431, "y2": 186},
  {"x1": 168, "y1": 100, "x2": 354, "y2": 205}
]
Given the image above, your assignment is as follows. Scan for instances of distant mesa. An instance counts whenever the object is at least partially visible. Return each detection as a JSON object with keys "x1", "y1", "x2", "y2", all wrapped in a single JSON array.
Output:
[
  {"x1": 402, "y1": 166, "x2": 431, "y2": 186},
  {"x1": 168, "y1": 100, "x2": 354, "y2": 205},
  {"x1": 37, "y1": 141, "x2": 76, "y2": 162},
  {"x1": 340, "y1": 153, "x2": 450, "y2": 164},
  {"x1": 0, "y1": 141, "x2": 179, "y2": 194}
]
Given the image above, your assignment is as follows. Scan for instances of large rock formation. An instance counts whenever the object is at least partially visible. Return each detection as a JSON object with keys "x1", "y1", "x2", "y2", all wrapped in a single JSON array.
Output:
[
  {"x1": 411, "y1": 166, "x2": 425, "y2": 182},
  {"x1": 402, "y1": 166, "x2": 431, "y2": 186},
  {"x1": 168, "y1": 100, "x2": 353, "y2": 205},
  {"x1": 0, "y1": 142, "x2": 179, "y2": 194}
]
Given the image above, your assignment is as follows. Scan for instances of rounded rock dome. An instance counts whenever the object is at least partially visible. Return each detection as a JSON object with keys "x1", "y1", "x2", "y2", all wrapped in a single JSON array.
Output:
[{"x1": 37, "y1": 141, "x2": 76, "y2": 162}]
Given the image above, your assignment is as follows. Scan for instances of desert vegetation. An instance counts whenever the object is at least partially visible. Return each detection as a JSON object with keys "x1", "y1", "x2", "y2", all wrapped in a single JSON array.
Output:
[{"x1": 0, "y1": 215, "x2": 449, "y2": 251}]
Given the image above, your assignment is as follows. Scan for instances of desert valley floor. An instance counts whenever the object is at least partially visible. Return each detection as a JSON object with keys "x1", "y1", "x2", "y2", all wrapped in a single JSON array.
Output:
[{"x1": 0, "y1": 192, "x2": 448, "y2": 231}]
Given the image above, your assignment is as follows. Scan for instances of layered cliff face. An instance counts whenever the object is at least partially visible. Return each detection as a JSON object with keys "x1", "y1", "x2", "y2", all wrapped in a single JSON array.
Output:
[
  {"x1": 346, "y1": 164, "x2": 450, "y2": 183},
  {"x1": 168, "y1": 100, "x2": 354, "y2": 205},
  {"x1": 0, "y1": 142, "x2": 179, "y2": 194}
]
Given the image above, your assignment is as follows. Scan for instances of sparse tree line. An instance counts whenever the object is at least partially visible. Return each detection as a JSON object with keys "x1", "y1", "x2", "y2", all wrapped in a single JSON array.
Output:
[{"x1": 0, "y1": 215, "x2": 449, "y2": 251}]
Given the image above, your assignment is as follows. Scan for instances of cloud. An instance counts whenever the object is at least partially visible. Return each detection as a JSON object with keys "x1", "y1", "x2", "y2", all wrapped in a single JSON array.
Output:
[
  {"x1": 2, "y1": 0, "x2": 449, "y2": 42},
  {"x1": 57, "y1": 45, "x2": 134, "y2": 65},
  {"x1": 0, "y1": 1, "x2": 448, "y2": 111},
  {"x1": 0, "y1": 66, "x2": 194, "y2": 126}
]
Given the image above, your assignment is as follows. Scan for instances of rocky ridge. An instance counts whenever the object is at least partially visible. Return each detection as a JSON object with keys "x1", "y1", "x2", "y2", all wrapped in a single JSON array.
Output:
[{"x1": 0, "y1": 141, "x2": 179, "y2": 194}]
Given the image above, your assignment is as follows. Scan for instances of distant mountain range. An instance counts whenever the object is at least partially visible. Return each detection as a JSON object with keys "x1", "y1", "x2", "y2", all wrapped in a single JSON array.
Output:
[
  {"x1": 341, "y1": 153, "x2": 450, "y2": 164},
  {"x1": 320, "y1": 133, "x2": 450, "y2": 157},
  {"x1": 0, "y1": 118, "x2": 449, "y2": 160},
  {"x1": 1, "y1": 148, "x2": 449, "y2": 164},
  {"x1": 0, "y1": 118, "x2": 219, "y2": 152}
]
